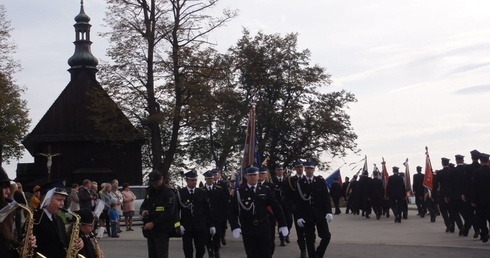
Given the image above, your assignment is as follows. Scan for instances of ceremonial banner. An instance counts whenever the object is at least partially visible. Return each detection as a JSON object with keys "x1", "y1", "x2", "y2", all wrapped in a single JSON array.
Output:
[
  {"x1": 381, "y1": 157, "x2": 389, "y2": 195},
  {"x1": 325, "y1": 168, "x2": 342, "y2": 189},
  {"x1": 423, "y1": 146, "x2": 434, "y2": 190},
  {"x1": 237, "y1": 105, "x2": 260, "y2": 188},
  {"x1": 403, "y1": 158, "x2": 413, "y2": 196}
]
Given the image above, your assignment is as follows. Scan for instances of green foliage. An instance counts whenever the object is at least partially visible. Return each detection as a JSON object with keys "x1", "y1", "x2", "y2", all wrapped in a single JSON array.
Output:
[{"x1": 0, "y1": 5, "x2": 30, "y2": 164}]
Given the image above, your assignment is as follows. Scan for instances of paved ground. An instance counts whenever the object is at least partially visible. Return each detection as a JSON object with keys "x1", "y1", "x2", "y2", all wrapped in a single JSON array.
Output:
[{"x1": 98, "y1": 207, "x2": 490, "y2": 257}]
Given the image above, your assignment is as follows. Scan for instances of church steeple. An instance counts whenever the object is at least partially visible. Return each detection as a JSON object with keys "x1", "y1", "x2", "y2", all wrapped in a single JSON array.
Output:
[{"x1": 68, "y1": 0, "x2": 99, "y2": 76}]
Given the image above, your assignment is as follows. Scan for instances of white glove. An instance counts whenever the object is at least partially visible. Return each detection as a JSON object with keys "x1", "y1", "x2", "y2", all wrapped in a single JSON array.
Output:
[
  {"x1": 232, "y1": 228, "x2": 242, "y2": 239},
  {"x1": 296, "y1": 218, "x2": 305, "y2": 228},
  {"x1": 278, "y1": 226, "x2": 289, "y2": 236},
  {"x1": 209, "y1": 227, "x2": 216, "y2": 236},
  {"x1": 178, "y1": 225, "x2": 185, "y2": 235},
  {"x1": 326, "y1": 213, "x2": 333, "y2": 223}
]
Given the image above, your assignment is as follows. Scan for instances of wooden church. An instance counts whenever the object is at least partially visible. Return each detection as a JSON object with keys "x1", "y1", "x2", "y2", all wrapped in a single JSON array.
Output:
[{"x1": 16, "y1": 2, "x2": 144, "y2": 189}]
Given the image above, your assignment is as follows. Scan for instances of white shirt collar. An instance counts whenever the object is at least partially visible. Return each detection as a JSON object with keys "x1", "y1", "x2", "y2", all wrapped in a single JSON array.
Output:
[{"x1": 43, "y1": 208, "x2": 54, "y2": 221}]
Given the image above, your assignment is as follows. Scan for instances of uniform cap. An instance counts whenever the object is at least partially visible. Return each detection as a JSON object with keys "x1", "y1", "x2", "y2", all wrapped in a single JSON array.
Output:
[
  {"x1": 148, "y1": 170, "x2": 163, "y2": 183},
  {"x1": 293, "y1": 159, "x2": 303, "y2": 167},
  {"x1": 184, "y1": 170, "x2": 198, "y2": 179},
  {"x1": 203, "y1": 170, "x2": 215, "y2": 179},
  {"x1": 479, "y1": 153, "x2": 490, "y2": 162},
  {"x1": 455, "y1": 154, "x2": 464, "y2": 160},
  {"x1": 259, "y1": 165, "x2": 268, "y2": 173},
  {"x1": 274, "y1": 164, "x2": 283, "y2": 170},
  {"x1": 303, "y1": 161, "x2": 316, "y2": 168},
  {"x1": 246, "y1": 166, "x2": 259, "y2": 174},
  {"x1": 76, "y1": 209, "x2": 95, "y2": 224},
  {"x1": 441, "y1": 157, "x2": 450, "y2": 165},
  {"x1": 392, "y1": 166, "x2": 399, "y2": 173},
  {"x1": 470, "y1": 150, "x2": 481, "y2": 159},
  {"x1": 416, "y1": 166, "x2": 422, "y2": 171}
]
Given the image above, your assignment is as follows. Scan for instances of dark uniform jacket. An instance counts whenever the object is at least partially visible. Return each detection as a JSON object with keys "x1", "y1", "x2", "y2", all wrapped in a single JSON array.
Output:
[
  {"x1": 386, "y1": 175, "x2": 406, "y2": 199},
  {"x1": 471, "y1": 165, "x2": 490, "y2": 205},
  {"x1": 285, "y1": 174, "x2": 304, "y2": 214},
  {"x1": 452, "y1": 164, "x2": 466, "y2": 200},
  {"x1": 369, "y1": 178, "x2": 385, "y2": 201},
  {"x1": 271, "y1": 176, "x2": 289, "y2": 209},
  {"x1": 140, "y1": 185, "x2": 180, "y2": 237},
  {"x1": 177, "y1": 188, "x2": 212, "y2": 232},
  {"x1": 33, "y1": 209, "x2": 69, "y2": 258},
  {"x1": 329, "y1": 182, "x2": 342, "y2": 200},
  {"x1": 229, "y1": 184, "x2": 286, "y2": 233},
  {"x1": 78, "y1": 234, "x2": 97, "y2": 258},
  {"x1": 435, "y1": 167, "x2": 452, "y2": 201},
  {"x1": 465, "y1": 161, "x2": 480, "y2": 202},
  {"x1": 202, "y1": 184, "x2": 228, "y2": 227},
  {"x1": 412, "y1": 173, "x2": 425, "y2": 196},
  {"x1": 294, "y1": 176, "x2": 332, "y2": 222}
]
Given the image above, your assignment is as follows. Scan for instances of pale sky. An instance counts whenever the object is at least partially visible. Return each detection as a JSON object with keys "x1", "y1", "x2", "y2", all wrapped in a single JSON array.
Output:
[{"x1": 3, "y1": 0, "x2": 490, "y2": 180}]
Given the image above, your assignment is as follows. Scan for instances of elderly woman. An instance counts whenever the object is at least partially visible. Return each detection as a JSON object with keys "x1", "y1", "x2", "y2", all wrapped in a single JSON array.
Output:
[{"x1": 121, "y1": 183, "x2": 136, "y2": 231}]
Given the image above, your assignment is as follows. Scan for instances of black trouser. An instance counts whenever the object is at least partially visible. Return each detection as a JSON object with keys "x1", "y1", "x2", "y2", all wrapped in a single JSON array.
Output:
[
  {"x1": 147, "y1": 233, "x2": 170, "y2": 258},
  {"x1": 475, "y1": 204, "x2": 490, "y2": 238},
  {"x1": 269, "y1": 213, "x2": 276, "y2": 255},
  {"x1": 242, "y1": 222, "x2": 272, "y2": 258},
  {"x1": 425, "y1": 198, "x2": 437, "y2": 220},
  {"x1": 371, "y1": 198, "x2": 383, "y2": 218},
  {"x1": 438, "y1": 199, "x2": 452, "y2": 229},
  {"x1": 390, "y1": 197, "x2": 403, "y2": 219},
  {"x1": 361, "y1": 197, "x2": 371, "y2": 216},
  {"x1": 449, "y1": 199, "x2": 464, "y2": 231},
  {"x1": 293, "y1": 215, "x2": 306, "y2": 251},
  {"x1": 279, "y1": 202, "x2": 292, "y2": 243},
  {"x1": 304, "y1": 216, "x2": 331, "y2": 258},
  {"x1": 415, "y1": 193, "x2": 426, "y2": 215},
  {"x1": 206, "y1": 225, "x2": 221, "y2": 256},
  {"x1": 332, "y1": 197, "x2": 341, "y2": 214},
  {"x1": 182, "y1": 230, "x2": 206, "y2": 258}
]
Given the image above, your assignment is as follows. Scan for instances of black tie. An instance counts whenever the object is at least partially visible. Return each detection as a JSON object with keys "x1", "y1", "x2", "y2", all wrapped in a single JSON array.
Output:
[
  {"x1": 190, "y1": 189, "x2": 194, "y2": 195},
  {"x1": 251, "y1": 186, "x2": 255, "y2": 193},
  {"x1": 308, "y1": 179, "x2": 312, "y2": 184}
]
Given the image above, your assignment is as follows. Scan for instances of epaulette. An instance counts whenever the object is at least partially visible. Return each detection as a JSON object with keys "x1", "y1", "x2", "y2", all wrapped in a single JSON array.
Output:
[
  {"x1": 215, "y1": 185, "x2": 222, "y2": 189},
  {"x1": 316, "y1": 175, "x2": 324, "y2": 180}
]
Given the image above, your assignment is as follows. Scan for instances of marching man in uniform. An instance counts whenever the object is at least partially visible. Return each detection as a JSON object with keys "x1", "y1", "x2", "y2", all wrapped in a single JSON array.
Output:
[
  {"x1": 294, "y1": 160, "x2": 333, "y2": 258},
  {"x1": 229, "y1": 166, "x2": 288, "y2": 258}
]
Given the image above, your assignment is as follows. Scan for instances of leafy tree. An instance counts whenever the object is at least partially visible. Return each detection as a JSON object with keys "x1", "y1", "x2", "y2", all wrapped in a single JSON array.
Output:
[
  {"x1": 184, "y1": 30, "x2": 358, "y2": 176},
  {"x1": 218, "y1": 31, "x2": 358, "y2": 171},
  {"x1": 98, "y1": 0, "x2": 237, "y2": 178},
  {"x1": 0, "y1": 5, "x2": 30, "y2": 164}
]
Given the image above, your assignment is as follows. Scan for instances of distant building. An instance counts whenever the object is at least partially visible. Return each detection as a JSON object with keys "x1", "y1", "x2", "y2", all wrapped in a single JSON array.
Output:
[{"x1": 16, "y1": 2, "x2": 144, "y2": 189}]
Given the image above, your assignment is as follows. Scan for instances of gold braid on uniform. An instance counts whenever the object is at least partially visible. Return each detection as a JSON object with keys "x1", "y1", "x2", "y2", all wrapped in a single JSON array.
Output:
[
  {"x1": 235, "y1": 189, "x2": 255, "y2": 215},
  {"x1": 296, "y1": 181, "x2": 312, "y2": 202},
  {"x1": 176, "y1": 191, "x2": 194, "y2": 214}
]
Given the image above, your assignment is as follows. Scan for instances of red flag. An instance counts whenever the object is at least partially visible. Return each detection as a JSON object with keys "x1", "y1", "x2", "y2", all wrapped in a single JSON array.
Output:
[
  {"x1": 403, "y1": 158, "x2": 413, "y2": 197},
  {"x1": 381, "y1": 157, "x2": 389, "y2": 196},
  {"x1": 242, "y1": 105, "x2": 256, "y2": 169},
  {"x1": 423, "y1": 146, "x2": 434, "y2": 190}
]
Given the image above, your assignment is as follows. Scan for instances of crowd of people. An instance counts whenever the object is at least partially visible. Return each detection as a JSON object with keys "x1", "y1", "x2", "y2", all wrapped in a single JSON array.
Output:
[
  {"x1": 2, "y1": 150, "x2": 488, "y2": 258},
  {"x1": 0, "y1": 166, "x2": 140, "y2": 258},
  {"x1": 328, "y1": 149, "x2": 490, "y2": 245}
]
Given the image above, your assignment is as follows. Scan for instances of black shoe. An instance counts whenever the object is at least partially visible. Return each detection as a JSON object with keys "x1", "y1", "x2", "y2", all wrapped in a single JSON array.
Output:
[
  {"x1": 474, "y1": 231, "x2": 480, "y2": 239},
  {"x1": 459, "y1": 230, "x2": 464, "y2": 236},
  {"x1": 376, "y1": 214, "x2": 381, "y2": 220},
  {"x1": 403, "y1": 215, "x2": 407, "y2": 220},
  {"x1": 280, "y1": 240, "x2": 286, "y2": 246},
  {"x1": 285, "y1": 235, "x2": 290, "y2": 243},
  {"x1": 481, "y1": 234, "x2": 489, "y2": 243},
  {"x1": 386, "y1": 214, "x2": 390, "y2": 218},
  {"x1": 430, "y1": 215, "x2": 436, "y2": 223},
  {"x1": 221, "y1": 238, "x2": 227, "y2": 246},
  {"x1": 366, "y1": 215, "x2": 370, "y2": 219},
  {"x1": 449, "y1": 225, "x2": 455, "y2": 233}
]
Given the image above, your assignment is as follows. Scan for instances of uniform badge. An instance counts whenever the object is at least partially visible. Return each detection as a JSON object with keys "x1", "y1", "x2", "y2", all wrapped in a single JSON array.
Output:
[{"x1": 245, "y1": 202, "x2": 249, "y2": 205}]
